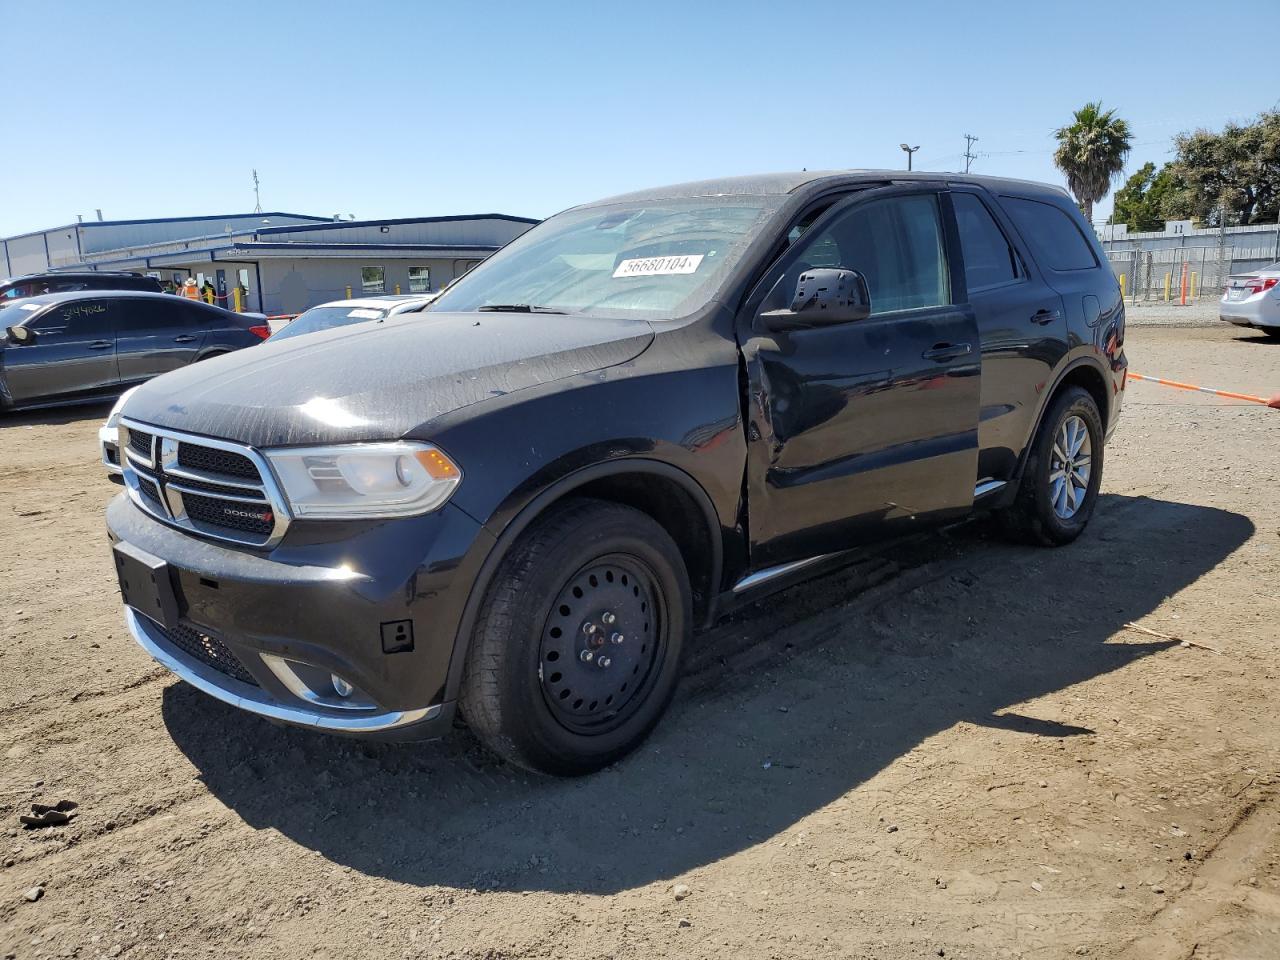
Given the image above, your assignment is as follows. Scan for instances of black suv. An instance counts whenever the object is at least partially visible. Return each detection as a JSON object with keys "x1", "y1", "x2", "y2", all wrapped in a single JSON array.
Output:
[
  {"x1": 1, "y1": 291, "x2": 269, "y2": 411},
  {"x1": 106, "y1": 172, "x2": 1126, "y2": 775},
  {"x1": 1, "y1": 271, "x2": 163, "y2": 300}
]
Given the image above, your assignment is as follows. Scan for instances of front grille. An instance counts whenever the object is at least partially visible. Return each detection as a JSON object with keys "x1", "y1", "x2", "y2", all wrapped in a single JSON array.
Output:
[
  {"x1": 137, "y1": 475, "x2": 162, "y2": 505},
  {"x1": 178, "y1": 443, "x2": 259, "y2": 480},
  {"x1": 154, "y1": 620, "x2": 258, "y2": 686},
  {"x1": 120, "y1": 419, "x2": 286, "y2": 548},
  {"x1": 128, "y1": 429, "x2": 154, "y2": 458},
  {"x1": 183, "y1": 492, "x2": 275, "y2": 535}
]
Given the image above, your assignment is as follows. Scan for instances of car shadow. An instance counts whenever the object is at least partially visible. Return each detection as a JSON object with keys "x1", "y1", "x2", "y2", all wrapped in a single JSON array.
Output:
[
  {"x1": 162, "y1": 493, "x2": 1254, "y2": 894},
  {"x1": 1, "y1": 399, "x2": 113, "y2": 427},
  {"x1": 1230, "y1": 332, "x2": 1279, "y2": 345}
]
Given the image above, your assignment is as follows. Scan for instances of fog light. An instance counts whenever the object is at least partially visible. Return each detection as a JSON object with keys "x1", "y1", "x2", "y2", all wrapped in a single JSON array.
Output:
[{"x1": 331, "y1": 674, "x2": 354, "y2": 698}]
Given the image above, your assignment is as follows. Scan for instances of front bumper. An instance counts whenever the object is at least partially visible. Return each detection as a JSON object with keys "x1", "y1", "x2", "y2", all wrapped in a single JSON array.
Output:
[{"x1": 107, "y1": 492, "x2": 493, "y2": 740}]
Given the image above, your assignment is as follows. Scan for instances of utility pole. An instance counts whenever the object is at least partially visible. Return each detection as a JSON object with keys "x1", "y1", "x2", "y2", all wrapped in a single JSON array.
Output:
[
  {"x1": 252, "y1": 169, "x2": 262, "y2": 214},
  {"x1": 963, "y1": 134, "x2": 979, "y2": 173},
  {"x1": 899, "y1": 143, "x2": 920, "y2": 171}
]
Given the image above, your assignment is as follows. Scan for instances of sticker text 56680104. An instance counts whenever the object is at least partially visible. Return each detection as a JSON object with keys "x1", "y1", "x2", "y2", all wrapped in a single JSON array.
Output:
[{"x1": 612, "y1": 254, "x2": 704, "y2": 279}]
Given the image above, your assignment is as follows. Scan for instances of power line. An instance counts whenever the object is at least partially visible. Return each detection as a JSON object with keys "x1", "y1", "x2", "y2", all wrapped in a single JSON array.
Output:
[{"x1": 963, "y1": 134, "x2": 979, "y2": 173}]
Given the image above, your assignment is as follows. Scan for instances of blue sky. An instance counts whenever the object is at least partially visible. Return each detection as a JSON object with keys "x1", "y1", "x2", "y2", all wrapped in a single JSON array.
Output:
[{"x1": 4, "y1": 0, "x2": 1277, "y2": 237}]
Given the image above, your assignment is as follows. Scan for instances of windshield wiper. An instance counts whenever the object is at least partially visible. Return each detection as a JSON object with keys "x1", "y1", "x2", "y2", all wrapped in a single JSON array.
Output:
[{"x1": 477, "y1": 303, "x2": 567, "y2": 314}]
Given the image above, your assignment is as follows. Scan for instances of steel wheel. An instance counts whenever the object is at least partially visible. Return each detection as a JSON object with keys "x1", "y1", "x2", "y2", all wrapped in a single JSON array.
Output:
[
  {"x1": 1049, "y1": 414, "x2": 1092, "y2": 520},
  {"x1": 537, "y1": 554, "x2": 665, "y2": 736}
]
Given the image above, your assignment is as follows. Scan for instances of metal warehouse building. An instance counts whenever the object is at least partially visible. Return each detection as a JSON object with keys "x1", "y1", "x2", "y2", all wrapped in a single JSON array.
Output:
[{"x1": 2, "y1": 211, "x2": 538, "y2": 314}]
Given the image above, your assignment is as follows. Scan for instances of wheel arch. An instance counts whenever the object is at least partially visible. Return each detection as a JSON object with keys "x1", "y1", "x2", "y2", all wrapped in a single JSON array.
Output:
[
  {"x1": 1015, "y1": 357, "x2": 1110, "y2": 479},
  {"x1": 442, "y1": 458, "x2": 726, "y2": 704}
]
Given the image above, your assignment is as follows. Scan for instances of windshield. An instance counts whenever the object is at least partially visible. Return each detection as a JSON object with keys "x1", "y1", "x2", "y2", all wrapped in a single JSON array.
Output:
[
  {"x1": 429, "y1": 196, "x2": 784, "y2": 320},
  {"x1": 269, "y1": 305, "x2": 390, "y2": 342}
]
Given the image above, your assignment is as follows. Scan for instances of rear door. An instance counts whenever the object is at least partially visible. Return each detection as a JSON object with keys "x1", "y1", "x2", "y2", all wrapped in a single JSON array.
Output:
[
  {"x1": 116, "y1": 298, "x2": 209, "y2": 383},
  {"x1": 949, "y1": 187, "x2": 1069, "y2": 482},
  {"x1": 738, "y1": 187, "x2": 981, "y2": 568},
  {"x1": 4, "y1": 300, "x2": 119, "y2": 404}
]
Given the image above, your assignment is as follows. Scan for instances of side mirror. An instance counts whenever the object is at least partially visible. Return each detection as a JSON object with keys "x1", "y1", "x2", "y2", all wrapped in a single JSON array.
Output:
[
  {"x1": 6, "y1": 325, "x2": 34, "y2": 345},
  {"x1": 761, "y1": 268, "x2": 871, "y2": 330}
]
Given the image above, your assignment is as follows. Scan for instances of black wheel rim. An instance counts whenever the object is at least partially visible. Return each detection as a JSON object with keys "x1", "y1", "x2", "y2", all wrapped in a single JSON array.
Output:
[{"x1": 537, "y1": 553, "x2": 665, "y2": 735}]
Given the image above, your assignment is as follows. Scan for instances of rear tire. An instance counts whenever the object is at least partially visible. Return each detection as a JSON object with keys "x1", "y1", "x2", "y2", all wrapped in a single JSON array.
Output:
[
  {"x1": 999, "y1": 386, "x2": 1104, "y2": 546},
  {"x1": 459, "y1": 497, "x2": 690, "y2": 776}
]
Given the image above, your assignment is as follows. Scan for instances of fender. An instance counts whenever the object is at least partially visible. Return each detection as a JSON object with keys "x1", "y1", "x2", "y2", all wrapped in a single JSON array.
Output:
[
  {"x1": 1013, "y1": 354, "x2": 1111, "y2": 481},
  {"x1": 439, "y1": 457, "x2": 725, "y2": 705}
]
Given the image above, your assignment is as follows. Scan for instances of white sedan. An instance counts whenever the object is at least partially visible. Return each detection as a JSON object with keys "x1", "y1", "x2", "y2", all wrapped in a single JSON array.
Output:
[
  {"x1": 1220, "y1": 262, "x2": 1280, "y2": 337},
  {"x1": 267, "y1": 294, "x2": 437, "y2": 339}
]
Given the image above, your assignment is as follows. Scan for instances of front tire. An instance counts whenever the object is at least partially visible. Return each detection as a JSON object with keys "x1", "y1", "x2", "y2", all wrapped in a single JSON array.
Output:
[
  {"x1": 1000, "y1": 386, "x2": 1104, "y2": 546},
  {"x1": 459, "y1": 497, "x2": 690, "y2": 776}
]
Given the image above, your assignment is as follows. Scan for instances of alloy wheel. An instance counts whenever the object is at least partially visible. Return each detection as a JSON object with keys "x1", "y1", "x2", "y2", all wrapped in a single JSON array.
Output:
[{"x1": 1049, "y1": 414, "x2": 1092, "y2": 520}]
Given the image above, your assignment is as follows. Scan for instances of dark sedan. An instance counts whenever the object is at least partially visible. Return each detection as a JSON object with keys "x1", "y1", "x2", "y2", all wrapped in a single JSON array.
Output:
[{"x1": 1, "y1": 291, "x2": 269, "y2": 411}]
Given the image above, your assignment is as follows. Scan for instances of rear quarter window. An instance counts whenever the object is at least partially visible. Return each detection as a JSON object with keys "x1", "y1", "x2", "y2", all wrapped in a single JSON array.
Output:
[{"x1": 1001, "y1": 196, "x2": 1099, "y2": 272}]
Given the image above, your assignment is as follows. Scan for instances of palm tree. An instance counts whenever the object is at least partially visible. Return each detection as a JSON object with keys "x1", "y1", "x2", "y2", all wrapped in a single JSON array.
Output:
[{"x1": 1053, "y1": 102, "x2": 1133, "y2": 224}]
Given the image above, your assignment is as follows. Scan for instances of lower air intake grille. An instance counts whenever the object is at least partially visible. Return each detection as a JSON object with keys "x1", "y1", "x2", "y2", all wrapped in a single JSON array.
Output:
[{"x1": 154, "y1": 621, "x2": 258, "y2": 686}]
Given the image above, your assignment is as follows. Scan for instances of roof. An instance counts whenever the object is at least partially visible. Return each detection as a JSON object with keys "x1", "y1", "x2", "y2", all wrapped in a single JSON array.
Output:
[
  {"x1": 314, "y1": 295, "x2": 437, "y2": 309},
  {"x1": 2, "y1": 212, "x2": 331, "y2": 242},
  {"x1": 1, "y1": 290, "x2": 220, "y2": 309},
  {"x1": 584, "y1": 170, "x2": 1071, "y2": 206},
  {"x1": 256, "y1": 213, "x2": 540, "y2": 236},
  {"x1": 3, "y1": 270, "x2": 145, "y2": 282}
]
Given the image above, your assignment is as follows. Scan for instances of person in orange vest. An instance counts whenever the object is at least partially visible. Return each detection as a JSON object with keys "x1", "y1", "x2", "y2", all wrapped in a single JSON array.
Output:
[{"x1": 180, "y1": 278, "x2": 200, "y2": 300}]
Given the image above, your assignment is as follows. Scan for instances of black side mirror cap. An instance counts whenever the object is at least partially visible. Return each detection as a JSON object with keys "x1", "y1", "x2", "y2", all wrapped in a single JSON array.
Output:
[{"x1": 761, "y1": 268, "x2": 871, "y2": 330}]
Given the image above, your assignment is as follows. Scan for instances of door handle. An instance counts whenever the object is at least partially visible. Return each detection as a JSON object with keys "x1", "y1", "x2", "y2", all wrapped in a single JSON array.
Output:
[
  {"x1": 173, "y1": 335, "x2": 196, "y2": 343},
  {"x1": 89, "y1": 340, "x2": 113, "y2": 350},
  {"x1": 922, "y1": 342, "x2": 972, "y2": 362},
  {"x1": 1030, "y1": 309, "x2": 1061, "y2": 325}
]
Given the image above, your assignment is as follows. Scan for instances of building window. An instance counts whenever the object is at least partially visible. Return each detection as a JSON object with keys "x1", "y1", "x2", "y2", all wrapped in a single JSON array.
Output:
[
  {"x1": 361, "y1": 265, "x2": 385, "y2": 294},
  {"x1": 408, "y1": 266, "x2": 431, "y2": 293}
]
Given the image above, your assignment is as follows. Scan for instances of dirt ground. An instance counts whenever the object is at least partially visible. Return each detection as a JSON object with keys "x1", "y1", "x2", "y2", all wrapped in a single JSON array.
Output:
[{"x1": 1, "y1": 321, "x2": 1277, "y2": 960}]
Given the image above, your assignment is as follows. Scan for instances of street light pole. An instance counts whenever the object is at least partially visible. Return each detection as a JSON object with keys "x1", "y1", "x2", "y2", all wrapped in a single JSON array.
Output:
[{"x1": 899, "y1": 143, "x2": 920, "y2": 171}]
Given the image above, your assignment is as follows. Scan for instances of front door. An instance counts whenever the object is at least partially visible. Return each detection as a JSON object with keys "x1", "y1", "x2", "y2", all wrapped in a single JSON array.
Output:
[
  {"x1": 739, "y1": 188, "x2": 981, "y2": 568},
  {"x1": 4, "y1": 299, "x2": 120, "y2": 405}
]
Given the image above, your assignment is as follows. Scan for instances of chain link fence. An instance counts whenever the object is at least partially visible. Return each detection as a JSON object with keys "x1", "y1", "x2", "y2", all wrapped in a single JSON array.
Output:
[{"x1": 1104, "y1": 242, "x2": 1278, "y2": 305}]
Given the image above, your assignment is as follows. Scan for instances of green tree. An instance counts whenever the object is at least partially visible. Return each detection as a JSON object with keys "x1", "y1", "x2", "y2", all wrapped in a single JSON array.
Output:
[
  {"x1": 1110, "y1": 162, "x2": 1181, "y2": 232},
  {"x1": 1165, "y1": 112, "x2": 1280, "y2": 226},
  {"x1": 1053, "y1": 102, "x2": 1133, "y2": 223}
]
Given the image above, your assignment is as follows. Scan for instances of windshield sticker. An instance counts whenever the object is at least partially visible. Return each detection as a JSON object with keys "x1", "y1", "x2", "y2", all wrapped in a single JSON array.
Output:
[
  {"x1": 346, "y1": 308, "x2": 382, "y2": 319},
  {"x1": 613, "y1": 254, "x2": 704, "y2": 279}
]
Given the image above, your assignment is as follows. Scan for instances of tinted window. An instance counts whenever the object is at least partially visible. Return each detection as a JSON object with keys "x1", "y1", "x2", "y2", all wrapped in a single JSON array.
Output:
[
  {"x1": 114, "y1": 299, "x2": 205, "y2": 333},
  {"x1": 789, "y1": 194, "x2": 950, "y2": 315},
  {"x1": 34, "y1": 300, "x2": 117, "y2": 338},
  {"x1": 953, "y1": 193, "x2": 1023, "y2": 291},
  {"x1": 1002, "y1": 197, "x2": 1098, "y2": 271}
]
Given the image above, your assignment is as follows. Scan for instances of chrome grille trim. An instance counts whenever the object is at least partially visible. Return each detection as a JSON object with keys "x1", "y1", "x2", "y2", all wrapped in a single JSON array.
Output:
[{"x1": 119, "y1": 418, "x2": 291, "y2": 549}]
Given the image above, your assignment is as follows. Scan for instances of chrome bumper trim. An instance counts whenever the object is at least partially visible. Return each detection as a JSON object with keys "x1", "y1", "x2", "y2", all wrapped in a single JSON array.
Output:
[{"x1": 125, "y1": 607, "x2": 437, "y2": 732}]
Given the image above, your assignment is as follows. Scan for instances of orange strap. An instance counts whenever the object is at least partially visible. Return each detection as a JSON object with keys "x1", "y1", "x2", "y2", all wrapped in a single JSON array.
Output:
[{"x1": 1127, "y1": 371, "x2": 1280, "y2": 409}]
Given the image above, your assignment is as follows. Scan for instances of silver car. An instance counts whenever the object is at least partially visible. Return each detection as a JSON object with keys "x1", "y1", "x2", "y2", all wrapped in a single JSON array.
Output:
[{"x1": 1220, "y1": 262, "x2": 1280, "y2": 337}]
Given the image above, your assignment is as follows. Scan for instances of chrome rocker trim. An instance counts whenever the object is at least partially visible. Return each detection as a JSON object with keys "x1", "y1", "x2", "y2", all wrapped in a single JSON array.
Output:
[{"x1": 125, "y1": 607, "x2": 437, "y2": 733}]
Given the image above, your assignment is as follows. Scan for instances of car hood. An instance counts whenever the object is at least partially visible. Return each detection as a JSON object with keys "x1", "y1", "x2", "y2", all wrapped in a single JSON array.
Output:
[{"x1": 123, "y1": 311, "x2": 654, "y2": 447}]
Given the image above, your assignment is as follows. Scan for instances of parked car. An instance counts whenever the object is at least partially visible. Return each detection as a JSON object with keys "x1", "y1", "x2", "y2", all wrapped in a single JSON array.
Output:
[
  {"x1": 1, "y1": 271, "x2": 162, "y2": 300},
  {"x1": 1, "y1": 291, "x2": 269, "y2": 412},
  {"x1": 1220, "y1": 262, "x2": 1280, "y2": 337},
  {"x1": 106, "y1": 171, "x2": 1126, "y2": 776},
  {"x1": 267, "y1": 294, "x2": 437, "y2": 340}
]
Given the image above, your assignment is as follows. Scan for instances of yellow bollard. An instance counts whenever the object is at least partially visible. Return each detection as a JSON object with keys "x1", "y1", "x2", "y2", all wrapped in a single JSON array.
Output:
[
  {"x1": 1163, "y1": 272, "x2": 1171, "y2": 301},
  {"x1": 1190, "y1": 272, "x2": 1198, "y2": 299},
  {"x1": 346, "y1": 285, "x2": 352, "y2": 299},
  {"x1": 1119, "y1": 274, "x2": 1126, "y2": 298},
  {"x1": 233, "y1": 288, "x2": 243, "y2": 313},
  {"x1": 395, "y1": 284, "x2": 401, "y2": 295}
]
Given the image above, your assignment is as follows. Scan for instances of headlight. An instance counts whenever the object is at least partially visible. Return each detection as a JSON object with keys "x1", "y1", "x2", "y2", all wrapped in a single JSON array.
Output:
[
  {"x1": 105, "y1": 385, "x2": 141, "y2": 430},
  {"x1": 263, "y1": 442, "x2": 462, "y2": 519}
]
